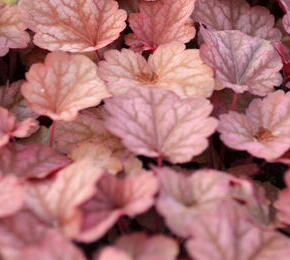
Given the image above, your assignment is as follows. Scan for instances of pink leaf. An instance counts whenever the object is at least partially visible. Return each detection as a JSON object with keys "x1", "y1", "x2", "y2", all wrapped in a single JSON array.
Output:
[
  {"x1": 200, "y1": 28, "x2": 283, "y2": 95},
  {"x1": 279, "y1": 0, "x2": 290, "y2": 34},
  {"x1": 18, "y1": 0, "x2": 127, "y2": 52},
  {"x1": 218, "y1": 90, "x2": 290, "y2": 161},
  {"x1": 0, "y1": 4, "x2": 30, "y2": 56},
  {"x1": 125, "y1": 0, "x2": 196, "y2": 51},
  {"x1": 78, "y1": 172, "x2": 159, "y2": 242},
  {"x1": 0, "y1": 143, "x2": 70, "y2": 179},
  {"x1": 25, "y1": 159, "x2": 104, "y2": 238},
  {"x1": 186, "y1": 201, "x2": 290, "y2": 260},
  {"x1": 193, "y1": 0, "x2": 281, "y2": 40},
  {"x1": 155, "y1": 167, "x2": 269, "y2": 237},
  {"x1": 0, "y1": 210, "x2": 85, "y2": 260},
  {"x1": 0, "y1": 107, "x2": 38, "y2": 148},
  {"x1": 98, "y1": 43, "x2": 215, "y2": 98},
  {"x1": 0, "y1": 176, "x2": 24, "y2": 218},
  {"x1": 97, "y1": 233, "x2": 178, "y2": 260},
  {"x1": 21, "y1": 51, "x2": 110, "y2": 121},
  {"x1": 104, "y1": 87, "x2": 218, "y2": 163},
  {"x1": 21, "y1": 230, "x2": 85, "y2": 260}
]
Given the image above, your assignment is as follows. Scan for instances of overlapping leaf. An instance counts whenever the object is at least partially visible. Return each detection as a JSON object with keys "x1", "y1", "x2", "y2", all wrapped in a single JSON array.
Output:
[
  {"x1": 99, "y1": 43, "x2": 215, "y2": 98},
  {"x1": 25, "y1": 159, "x2": 104, "y2": 238},
  {"x1": 19, "y1": 0, "x2": 127, "y2": 52},
  {"x1": 186, "y1": 201, "x2": 290, "y2": 260},
  {"x1": 0, "y1": 107, "x2": 38, "y2": 147},
  {"x1": 0, "y1": 80, "x2": 37, "y2": 121},
  {"x1": 125, "y1": 0, "x2": 196, "y2": 51},
  {"x1": 0, "y1": 143, "x2": 70, "y2": 179},
  {"x1": 218, "y1": 91, "x2": 290, "y2": 161},
  {"x1": 98, "y1": 233, "x2": 178, "y2": 260},
  {"x1": 200, "y1": 28, "x2": 283, "y2": 95},
  {"x1": 104, "y1": 87, "x2": 218, "y2": 163},
  {"x1": 155, "y1": 167, "x2": 269, "y2": 237},
  {"x1": 21, "y1": 51, "x2": 110, "y2": 121},
  {"x1": 193, "y1": 0, "x2": 281, "y2": 40},
  {"x1": 0, "y1": 210, "x2": 85, "y2": 260},
  {"x1": 0, "y1": 3, "x2": 30, "y2": 56},
  {"x1": 280, "y1": 0, "x2": 290, "y2": 34},
  {"x1": 0, "y1": 176, "x2": 24, "y2": 218},
  {"x1": 78, "y1": 172, "x2": 158, "y2": 242}
]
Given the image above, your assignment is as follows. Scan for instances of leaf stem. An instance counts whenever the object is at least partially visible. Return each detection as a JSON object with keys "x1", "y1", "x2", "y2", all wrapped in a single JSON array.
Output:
[{"x1": 230, "y1": 93, "x2": 240, "y2": 111}]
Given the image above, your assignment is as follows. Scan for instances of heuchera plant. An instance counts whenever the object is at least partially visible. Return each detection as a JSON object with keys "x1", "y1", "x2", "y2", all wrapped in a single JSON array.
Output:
[{"x1": 3, "y1": 0, "x2": 290, "y2": 259}]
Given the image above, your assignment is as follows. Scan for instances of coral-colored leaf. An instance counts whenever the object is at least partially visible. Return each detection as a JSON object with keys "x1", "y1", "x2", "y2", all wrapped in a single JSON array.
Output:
[
  {"x1": 218, "y1": 91, "x2": 290, "y2": 161},
  {"x1": 0, "y1": 176, "x2": 24, "y2": 218},
  {"x1": 155, "y1": 167, "x2": 269, "y2": 237},
  {"x1": 200, "y1": 28, "x2": 283, "y2": 96},
  {"x1": 97, "y1": 233, "x2": 178, "y2": 260},
  {"x1": 21, "y1": 51, "x2": 110, "y2": 121},
  {"x1": 186, "y1": 201, "x2": 290, "y2": 260},
  {"x1": 0, "y1": 107, "x2": 38, "y2": 148},
  {"x1": 78, "y1": 172, "x2": 159, "y2": 242},
  {"x1": 104, "y1": 87, "x2": 218, "y2": 163},
  {"x1": 0, "y1": 4, "x2": 30, "y2": 56},
  {"x1": 19, "y1": 0, "x2": 127, "y2": 52},
  {"x1": 193, "y1": 0, "x2": 281, "y2": 40},
  {"x1": 125, "y1": 0, "x2": 196, "y2": 51},
  {"x1": 0, "y1": 80, "x2": 37, "y2": 121},
  {"x1": 25, "y1": 159, "x2": 104, "y2": 237},
  {"x1": 99, "y1": 43, "x2": 215, "y2": 98},
  {"x1": 0, "y1": 143, "x2": 70, "y2": 179}
]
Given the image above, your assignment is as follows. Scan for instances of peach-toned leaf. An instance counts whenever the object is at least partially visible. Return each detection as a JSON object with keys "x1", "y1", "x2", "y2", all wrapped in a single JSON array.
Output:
[
  {"x1": 0, "y1": 210, "x2": 85, "y2": 260},
  {"x1": 218, "y1": 91, "x2": 290, "y2": 161},
  {"x1": 0, "y1": 107, "x2": 38, "y2": 147},
  {"x1": 186, "y1": 201, "x2": 290, "y2": 260},
  {"x1": 200, "y1": 28, "x2": 283, "y2": 96},
  {"x1": 0, "y1": 143, "x2": 70, "y2": 179},
  {"x1": 155, "y1": 167, "x2": 269, "y2": 237},
  {"x1": 193, "y1": 0, "x2": 281, "y2": 40},
  {"x1": 78, "y1": 172, "x2": 159, "y2": 242},
  {"x1": 19, "y1": 0, "x2": 127, "y2": 52},
  {"x1": 125, "y1": 0, "x2": 196, "y2": 51},
  {"x1": 0, "y1": 80, "x2": 37, "y2": 121},
  {"x1": 104, "y1": 87, "x2": 218, "y2": 163},
  {"x1": 97, "y1": 233, "x2": 178, "y2": 260},
  {"x1": 53, "y1": 108, "x2": 120, "y2": 153},
  {"x1": 0, "y1": 4, "x2": 30, "y2": 56},
  {"x1": 0, "y1": 176, "x2": 24, "y2": 218},
  {"x1": 69, "y1": 142, "x2": 123, "y2": 175},
  {"x1": 25, "y1": 159, "x2": 104, "y2": 238},
  {"x1": 21, "y1": 51, "x2": 110, "y2": 121},
  {"x1": 99, "y1": 43, "x2": 215, "y2": 98},
  {"x1": 54, "y1": 108, "x2": 142, "y2": 174}
]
